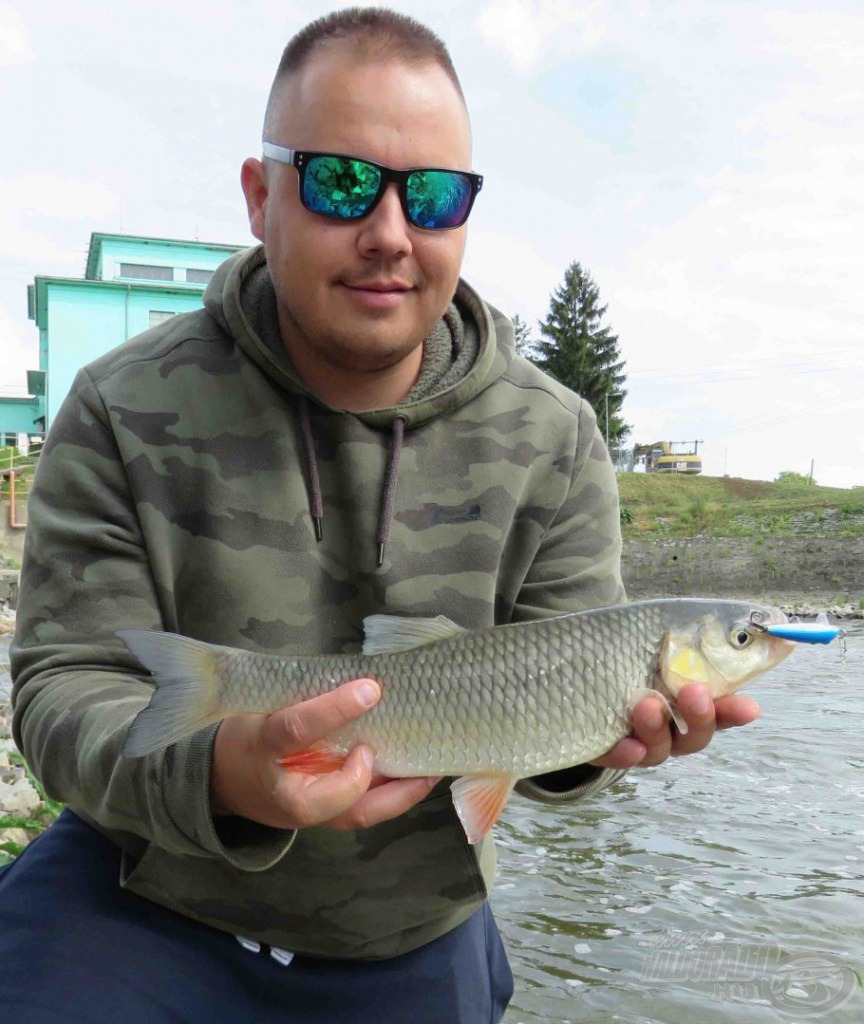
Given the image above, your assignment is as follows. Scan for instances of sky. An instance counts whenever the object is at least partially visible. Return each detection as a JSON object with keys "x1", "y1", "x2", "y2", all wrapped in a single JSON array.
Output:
[{"x1": 1, "y1": 0, "x2": 862, "y2": 487}]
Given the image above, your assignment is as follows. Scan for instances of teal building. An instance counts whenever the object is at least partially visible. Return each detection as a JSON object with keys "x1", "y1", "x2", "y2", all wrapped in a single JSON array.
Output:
[{"x1": 1, "y1": 232, "x2": 244, "y2": 441}]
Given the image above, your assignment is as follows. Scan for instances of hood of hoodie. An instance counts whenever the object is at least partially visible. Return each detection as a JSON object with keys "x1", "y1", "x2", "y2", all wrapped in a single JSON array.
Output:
[{"x1": 203, "y1": 245, "x2": 513, "y2": 430}]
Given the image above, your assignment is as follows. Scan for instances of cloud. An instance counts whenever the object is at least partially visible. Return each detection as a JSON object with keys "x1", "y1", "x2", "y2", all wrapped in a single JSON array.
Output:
[
  {"x1": 0, "y1": 3, "x2": 32, "y2": 67},
  {"x1": 602, "y1": 21, "x2": 864, "y2": 368},
  {"x1": 0, "y1": 302, "x2": 38, "y2": 392},
  {"x1": 0, "y1": 175, "x2": 119, "y2": 267},
  {"x1": 475, "y1": 0, "x2": 606, "y2": 73},
  {"x1": 0, "y1": 175, "x2": 118, "y2": 223},
  {"x1": 462, "y1": 228, "x2": 562, "y2": 325}
]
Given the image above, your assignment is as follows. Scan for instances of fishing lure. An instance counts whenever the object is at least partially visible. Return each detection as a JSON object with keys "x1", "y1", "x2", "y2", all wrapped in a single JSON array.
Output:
[{"x1": 754, "y1": 611, "x2": 844, "y2": 645}]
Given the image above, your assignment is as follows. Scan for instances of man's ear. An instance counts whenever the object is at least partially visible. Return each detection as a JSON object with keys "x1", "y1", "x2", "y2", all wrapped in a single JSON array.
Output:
[{"x1": 240, "y1": 157, "x2": 268, "y2": 242}]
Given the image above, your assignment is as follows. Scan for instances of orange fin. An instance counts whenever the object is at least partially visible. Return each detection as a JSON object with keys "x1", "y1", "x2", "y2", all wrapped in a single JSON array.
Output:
[
  {"x1": 278, "y1": 741, "x2": 346, "y2": 774},
  {"x1": 450, "y1": 774, "x2": 516, "y2": 845}
]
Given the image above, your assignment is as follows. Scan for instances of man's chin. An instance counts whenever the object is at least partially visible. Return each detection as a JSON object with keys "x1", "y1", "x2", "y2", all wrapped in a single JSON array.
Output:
[{"x1": 319, "y1": 333, "x2": 424, "y2": 374}]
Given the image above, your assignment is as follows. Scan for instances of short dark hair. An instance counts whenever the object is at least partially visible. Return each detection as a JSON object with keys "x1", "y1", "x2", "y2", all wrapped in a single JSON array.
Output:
[{"x1": 263, "y1": 7, "x2": 465, "y2": 138}]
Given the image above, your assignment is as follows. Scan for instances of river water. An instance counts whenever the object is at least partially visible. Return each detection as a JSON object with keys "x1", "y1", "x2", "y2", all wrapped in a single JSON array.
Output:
[
  {"x1": 1, "y1": 625, "x2": 862, "y2": 1022},
  {"x1": 495, "y1": 622, "x2": 863, "y2": 1023}
]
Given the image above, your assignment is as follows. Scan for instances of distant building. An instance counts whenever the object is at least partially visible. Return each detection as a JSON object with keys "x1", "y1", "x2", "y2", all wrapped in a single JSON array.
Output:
[
  {"x1": 0, "y1": 397, "x2": 41, "y2": 447},
  {"x1": 0, "y1": 232, "x2": 245, "y2": 440}
]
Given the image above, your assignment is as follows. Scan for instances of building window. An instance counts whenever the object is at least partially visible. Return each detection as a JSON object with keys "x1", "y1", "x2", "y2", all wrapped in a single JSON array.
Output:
[
  {"x1": 186, "y1": 268, "x2": 213, "y2": 284},
  {"x1": 119, "y1": 263, "x2": 173, "y2": 281},
  {"x1": 149, "y1": 310, "x2": 176, "y2": 328}
]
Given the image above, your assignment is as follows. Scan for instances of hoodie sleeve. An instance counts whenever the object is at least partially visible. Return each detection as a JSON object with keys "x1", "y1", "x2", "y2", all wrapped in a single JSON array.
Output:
[
  {"x1": 10, "y1": 369, "x2": 294, "y2": 871},
  {"x1": 512, "y1": 399, "x2": 628, "y2": 805}
]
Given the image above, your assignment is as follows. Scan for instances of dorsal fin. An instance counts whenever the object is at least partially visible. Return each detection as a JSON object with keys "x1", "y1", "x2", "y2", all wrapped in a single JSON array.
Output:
[{"x1": 362, "y1": 614, "x2": 466, "y2": 655}]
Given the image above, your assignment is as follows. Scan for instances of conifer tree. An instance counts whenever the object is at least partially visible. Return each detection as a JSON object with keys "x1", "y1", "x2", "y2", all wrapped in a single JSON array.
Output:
[
  {"x1": 510, "y1": 313, "x2": 535, "y2": 359},
  {"x1": 534, "y1": 261, "x2": 630, "y2": 448}
]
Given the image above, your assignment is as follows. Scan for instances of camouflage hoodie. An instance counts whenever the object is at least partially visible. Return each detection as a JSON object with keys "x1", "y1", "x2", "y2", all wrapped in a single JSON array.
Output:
[{"x1": 12, "y1": 245, "x2": 625, "y2": 960}]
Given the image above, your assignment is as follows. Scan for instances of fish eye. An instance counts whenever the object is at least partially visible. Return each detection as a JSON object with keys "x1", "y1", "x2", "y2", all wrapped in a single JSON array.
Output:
[{"x1": 729, "y1": 626, "x2": 755, "y2": 648}]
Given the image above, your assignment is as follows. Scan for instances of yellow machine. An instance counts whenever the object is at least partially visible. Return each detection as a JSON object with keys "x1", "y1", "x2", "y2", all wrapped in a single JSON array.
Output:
[{"x1": 632, "y1": 440, "x2": 702, "y2": 475}]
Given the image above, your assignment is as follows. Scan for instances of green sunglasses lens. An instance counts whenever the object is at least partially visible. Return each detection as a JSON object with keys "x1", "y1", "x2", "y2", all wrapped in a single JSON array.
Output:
[
  {"x1": 406, "y1": 170, "x2": 473, "y2": 229},
  {"x1": 300, "y1": 155, "x2": 475, "y2": 228},
  {"x1": 303, "y1": 156, "x2": 381, "y2": 219}
]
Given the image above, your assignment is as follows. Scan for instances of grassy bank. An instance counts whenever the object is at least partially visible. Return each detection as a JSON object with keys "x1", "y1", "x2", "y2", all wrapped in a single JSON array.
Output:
[{"x1": 618, "y1": 474, "x2": 864, "y2": 539}]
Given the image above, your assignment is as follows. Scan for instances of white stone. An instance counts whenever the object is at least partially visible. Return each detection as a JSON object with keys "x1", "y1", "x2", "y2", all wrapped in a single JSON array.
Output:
[
  {"x1": 1, "y1": 777, "x2": 41, "y2": 817},
  {"x1": 0, "y1": 827, "x2": 29, "y2": 847}
]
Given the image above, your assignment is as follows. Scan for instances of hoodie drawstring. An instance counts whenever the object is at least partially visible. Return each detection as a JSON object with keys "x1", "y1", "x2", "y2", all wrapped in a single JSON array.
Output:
[
  {"x1": 295, "y1": 398, "x2": 406, "y2": 567},
  {"x1": 377, "y1": 415, "x2": 406, "y2": 567},
  {"x1": 297, "y1": 396, "x2": 323, "y2": 542}
]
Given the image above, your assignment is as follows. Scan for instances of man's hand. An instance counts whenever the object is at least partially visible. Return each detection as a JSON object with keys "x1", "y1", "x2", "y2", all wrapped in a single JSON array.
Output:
[
  {"x1": 210, "y1": 678, "x2": 437, "y2": 831},
  {"x1": 590, "y1": 683, "x2": 761, "y2": 769}
]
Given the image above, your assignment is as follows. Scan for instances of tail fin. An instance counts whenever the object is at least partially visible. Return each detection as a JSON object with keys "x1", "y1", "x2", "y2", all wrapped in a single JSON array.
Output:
[{"x1": 118, "y1": 629, "x2": 223, "y2": 758}]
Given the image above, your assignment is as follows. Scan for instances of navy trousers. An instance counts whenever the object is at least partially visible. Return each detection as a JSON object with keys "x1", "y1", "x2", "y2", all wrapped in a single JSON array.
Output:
[{"x1": 0, "y1": 810, "x2": 513, "y2": 1023}]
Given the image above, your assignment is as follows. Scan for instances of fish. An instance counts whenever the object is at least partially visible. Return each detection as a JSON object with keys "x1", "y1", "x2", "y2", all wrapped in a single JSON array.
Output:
[{"x1": 118, "y1": 598, "x2": 795, "y2": 844}]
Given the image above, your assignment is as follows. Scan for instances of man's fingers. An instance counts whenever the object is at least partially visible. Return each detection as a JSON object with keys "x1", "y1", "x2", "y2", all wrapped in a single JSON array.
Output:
[
  {"x1": 589, "y1": 736, "x2": 647, "y2": 769},
  {"x1": 589, "y1": 688, "x2": 762, "y2": 771},
  {"x1": 630, "y1": 695, "x2": 673, "y2": 766},
  {"x1": 714, "y1": 694, "x2": 760, "y2": 730},
  {"x1": 261, "y1": 677, "x2": 381, "y2": 755},
  {"x1": 668, "y1": 683, "x2": 716, "y2": 757},
  {"x1": 325, "y1": 776, "x2": 440, "y2": 832}
]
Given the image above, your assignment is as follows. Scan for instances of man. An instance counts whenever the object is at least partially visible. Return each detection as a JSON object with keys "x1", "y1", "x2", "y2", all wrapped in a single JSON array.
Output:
[{"x1": 2, "y1": 9, "x2": 758, "y2": 1023}]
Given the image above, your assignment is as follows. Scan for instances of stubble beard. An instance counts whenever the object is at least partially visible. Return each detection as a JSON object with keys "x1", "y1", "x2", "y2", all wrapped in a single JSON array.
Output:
[{"x1": 277, "y1": 296, "x2": 434, "y2": 378}]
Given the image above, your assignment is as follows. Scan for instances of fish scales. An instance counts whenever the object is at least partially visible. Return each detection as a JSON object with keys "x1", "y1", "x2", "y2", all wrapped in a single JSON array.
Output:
[{"x1": 209, "y1": 601, "x2": 670, "y2": 778}]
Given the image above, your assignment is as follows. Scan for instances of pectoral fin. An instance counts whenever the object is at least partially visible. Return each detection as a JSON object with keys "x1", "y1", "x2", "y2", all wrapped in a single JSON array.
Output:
[
  {"x1": 278, "y1": 741, "x2": 347, "y2": 774},
  {"x1": 450, "y1": 774, "x2": 517, "y2": 845},
  {"x1": 629, "y1": 686, "x2": 689, "y2": 736}
]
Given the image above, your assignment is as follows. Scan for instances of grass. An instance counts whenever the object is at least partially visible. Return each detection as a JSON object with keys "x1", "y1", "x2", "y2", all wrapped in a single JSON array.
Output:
[
  {"x1": 0, "y1": 446, "x2": 38, "y2": 500},
  {"x1": 617, "y1": 474, "x2": 864, "y2": 538}
]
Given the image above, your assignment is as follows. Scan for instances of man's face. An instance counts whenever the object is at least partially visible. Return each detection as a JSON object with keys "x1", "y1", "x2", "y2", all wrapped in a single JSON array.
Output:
[{"x1": 242, "y1": 48, "x2": 472, "y2": 386}]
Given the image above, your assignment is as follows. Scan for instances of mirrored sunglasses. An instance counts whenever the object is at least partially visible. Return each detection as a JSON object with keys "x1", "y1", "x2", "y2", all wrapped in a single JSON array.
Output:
[{"x1": 262, "y1": 143, "x2": 483, "y2": 230}]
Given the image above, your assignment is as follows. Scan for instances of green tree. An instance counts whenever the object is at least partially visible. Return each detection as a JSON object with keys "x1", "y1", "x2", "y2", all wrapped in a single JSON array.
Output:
[
  {"x1": 534, "y1": 261, "x2": 629, "y2": 448},
  {"x1": 511, "y1": 313, "x2": 536, "y2": 359}
]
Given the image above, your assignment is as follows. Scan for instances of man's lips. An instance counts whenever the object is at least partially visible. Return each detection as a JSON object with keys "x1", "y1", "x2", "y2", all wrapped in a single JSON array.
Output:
[
  {"x1": 342, "y1": 280, "x2": 413, "y2": 292},
  {"x1": 340, "y1": 280, "x2": 414, "y2": 309}
]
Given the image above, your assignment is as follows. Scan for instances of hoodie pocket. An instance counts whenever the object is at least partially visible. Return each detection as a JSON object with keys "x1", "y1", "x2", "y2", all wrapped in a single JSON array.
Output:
[{"x1": 119, "y1": 788, "x2": 490, "y2": 960}]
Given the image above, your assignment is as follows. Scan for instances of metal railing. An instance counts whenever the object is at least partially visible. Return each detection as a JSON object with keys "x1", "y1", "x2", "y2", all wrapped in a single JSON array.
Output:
[{"x1": 2, "y1": 435, "x2": 44, "y2": 530}]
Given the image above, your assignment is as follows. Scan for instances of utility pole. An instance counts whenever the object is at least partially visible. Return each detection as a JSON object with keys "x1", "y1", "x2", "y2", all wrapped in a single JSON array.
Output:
[{"x1": 809, "y1": 459, "x2": 815, "y2": 484}]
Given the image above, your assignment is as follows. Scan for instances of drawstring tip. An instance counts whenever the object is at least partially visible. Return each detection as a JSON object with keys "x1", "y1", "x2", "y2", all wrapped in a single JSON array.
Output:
[
  {"x1": 377, "y1": 543, "x2": 385, "y2": 568},
  {"x1": 313, "y1": 516, "x2": 323, "y2": 542}
]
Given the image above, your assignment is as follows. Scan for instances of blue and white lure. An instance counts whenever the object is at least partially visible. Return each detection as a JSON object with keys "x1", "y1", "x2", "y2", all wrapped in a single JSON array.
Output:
[{"x1": 756, "y1": 612, "x2": 844, "y2": 646}]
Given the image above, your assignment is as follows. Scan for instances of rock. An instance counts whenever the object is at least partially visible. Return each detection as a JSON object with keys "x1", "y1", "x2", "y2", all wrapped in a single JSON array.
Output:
[
  {"x1": 0, "y1": 700, "x2": 45, "y2": 826},
  {"x1": 1, "y1": 776, "x2": 41, "y2": 817},
  {"x1": 0, "y1": 827, "x2": 30, "y2": 848}
]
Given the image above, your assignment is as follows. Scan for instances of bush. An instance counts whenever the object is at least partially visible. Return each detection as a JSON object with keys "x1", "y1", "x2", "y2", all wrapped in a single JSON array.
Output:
[{"x1": 776, "y1": 470, "x2": 814, "y2": 485}]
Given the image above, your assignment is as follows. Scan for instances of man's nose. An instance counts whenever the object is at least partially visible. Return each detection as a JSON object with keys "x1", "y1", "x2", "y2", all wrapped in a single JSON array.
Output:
[{"x1": 357, "y1": 183, "x2": 413, "y2": 258}]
